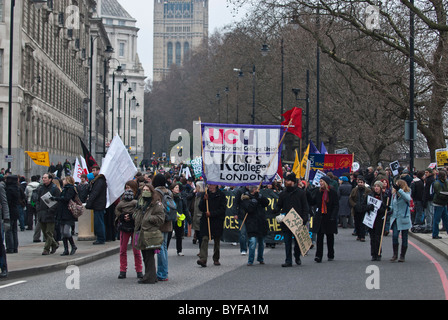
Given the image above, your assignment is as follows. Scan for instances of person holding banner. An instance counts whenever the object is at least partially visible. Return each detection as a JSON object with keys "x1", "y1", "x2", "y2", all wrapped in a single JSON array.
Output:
[
  {"x1": 390, "y1": 180, "x2": 412, "y2": 262},
  {"x1": 311, "y1": 176, "x2": 339, "y2": 263},
  {"x1": 349, "y1": 176, "x2": 372, "y2": 242},
  {"x1": 275, "y1": 173, "x2": 310, "y2": 267},
  {"x1": 239, "y1": 186, "x2": 270, "y2": 266},
  {"x1": 197, "y1": 184, "x2": 226, "y2": 267}
]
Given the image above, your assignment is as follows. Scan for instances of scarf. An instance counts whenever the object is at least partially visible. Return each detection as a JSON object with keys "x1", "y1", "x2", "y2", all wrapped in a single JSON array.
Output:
[{"x1": 321, "y1": 187, "x2": 329, "y2": 214}]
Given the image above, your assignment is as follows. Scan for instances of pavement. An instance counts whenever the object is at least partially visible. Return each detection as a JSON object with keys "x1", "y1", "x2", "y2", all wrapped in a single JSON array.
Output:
[{"x1": 2, "y1": 223, "x2": 448, "y2": 280}]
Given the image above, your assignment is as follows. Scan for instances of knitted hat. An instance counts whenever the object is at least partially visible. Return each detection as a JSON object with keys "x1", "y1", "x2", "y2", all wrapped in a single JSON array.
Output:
[
  {"x1": 320, "y1": 175, "x2": 332, "y2": 185},
  {"x1": 285, "y1": 172, "x2": 297, "y2": 182}
]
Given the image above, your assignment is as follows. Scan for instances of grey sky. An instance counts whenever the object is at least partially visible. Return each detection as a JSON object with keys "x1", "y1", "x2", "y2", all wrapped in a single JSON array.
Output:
[{"x1": 116, "y1": 0, "x2": 249, "y2": 81}]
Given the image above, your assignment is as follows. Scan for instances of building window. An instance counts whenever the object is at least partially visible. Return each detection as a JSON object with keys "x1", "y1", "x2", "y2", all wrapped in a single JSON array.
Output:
[
  {"x1": 184, "y1": 42, "x2": 190, "y2": 61},
  {"x1": 131, "y1": 136, "x2": 136, "y2": 147},
  {"x1": 167, "y1": 42, "x2": 173, "y2": 67},
  {"x1": 0, "y1": 49, "x2": 3, "y2": 84},
  {"x1": 119, "y1": 42, "x2": 125, "y2": 57},
  {"x1": 105, "y1": 18, "x2": 113, "y2": 25},
  {"x1": 131, "y1": 118, "x2": 137, "y2": 130},
  {"x1": 0, "y1": 0, "x2": 4, "y2": 22},
  {"x1": 175, "y1": 42, "x2": 181, "y2": 65}
]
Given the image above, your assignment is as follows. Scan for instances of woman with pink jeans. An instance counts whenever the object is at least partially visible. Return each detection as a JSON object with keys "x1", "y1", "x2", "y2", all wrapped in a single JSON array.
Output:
[{"x1": 115, "y1": 181, "x2": 142, "y2": 279}]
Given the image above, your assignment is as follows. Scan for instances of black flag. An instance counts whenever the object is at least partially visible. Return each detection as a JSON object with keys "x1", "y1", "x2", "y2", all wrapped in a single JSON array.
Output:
[{"x1": 79, "y1": 137, "x2": 98, "y2": 172}]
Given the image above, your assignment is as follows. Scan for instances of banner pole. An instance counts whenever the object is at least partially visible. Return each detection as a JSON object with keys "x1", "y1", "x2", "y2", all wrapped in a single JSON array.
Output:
[
  {"x1": 378, "y1": 197, "x2": 391, "y2": 256},
  {"x1": 199, "y1": 118, "x2": 212, "y2": 240}
]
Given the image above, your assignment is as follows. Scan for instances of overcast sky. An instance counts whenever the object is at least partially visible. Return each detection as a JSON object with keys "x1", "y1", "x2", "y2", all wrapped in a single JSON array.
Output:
[{"x1": 116, "y1": 0, "x2": 249, "y2": 81}]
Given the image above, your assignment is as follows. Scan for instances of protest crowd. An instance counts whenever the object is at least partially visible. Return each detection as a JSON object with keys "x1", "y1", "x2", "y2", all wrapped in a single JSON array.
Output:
[{"x1": 1, "y1": 154, "x2": 448, "y2": 283}]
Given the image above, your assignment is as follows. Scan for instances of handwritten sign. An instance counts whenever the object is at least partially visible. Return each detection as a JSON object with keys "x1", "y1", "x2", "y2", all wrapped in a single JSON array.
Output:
[
  {"x1": 363, "y1": 195, "x2": 382, "y2": 229},
  {"x1": 283, "y1": 208, "x2": 312, "y2": 255}
]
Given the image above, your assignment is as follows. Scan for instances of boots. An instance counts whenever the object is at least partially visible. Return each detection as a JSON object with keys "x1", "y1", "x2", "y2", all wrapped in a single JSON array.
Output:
[
  {"x1": 390, "y1": 244, "x2": 399, "y2": 262},
  {"x1": 60, "y1": 238, "x2": 69, "y2": 256},
  {"x1": 398, "y1": 246, "x2": 407, "y2": 262},
  {"x1": 69, "y1": 237, "x2": 77, "y2": 255}
]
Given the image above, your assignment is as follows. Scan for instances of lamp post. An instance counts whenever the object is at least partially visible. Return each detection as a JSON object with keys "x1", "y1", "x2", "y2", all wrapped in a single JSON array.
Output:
[
  {"x1": 292, "y1": 70, "x2": 310, "y2": 143},
  {"x1": 117, "y1": 77, "x2": 128, "y2": 139},
  {"x1": 128, "y1": 96, "x2": 136, "y2": 148},
  {"x1": 234, "y1": 65, "x2": 256, "y2": 124},
  {"x1": 409, "y1": 0, "x2": 415, "y2": 173},
  {"x1": 109, "y1": 62, "x2": 123, "y2": 140},
  {"x1": 102, "y1": 46, "x2": 114, "y2": 156}
]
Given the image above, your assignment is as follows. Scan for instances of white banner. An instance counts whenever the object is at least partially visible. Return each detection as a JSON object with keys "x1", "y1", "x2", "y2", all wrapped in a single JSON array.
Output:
[
  {"x1": 201, "y1": 124, "x2": 282, "y2": 186},
  {"x1": 100, "y1": 135, "x2": 137, "y2": 208}
]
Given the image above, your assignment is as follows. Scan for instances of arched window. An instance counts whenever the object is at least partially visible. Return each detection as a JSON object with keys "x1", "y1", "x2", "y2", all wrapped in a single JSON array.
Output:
[
  {"x1": 175, "y1": 42, "x2": 182, "y2": 65},
  {"x1": 167, "y1": 42, "x2": 173, "y2": 67},
  {"x1": 184, "y1": 42, "x2": 190, "y2": 61}
]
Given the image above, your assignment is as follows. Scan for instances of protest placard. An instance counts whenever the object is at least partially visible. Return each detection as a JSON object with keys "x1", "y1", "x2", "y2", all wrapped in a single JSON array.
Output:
[
  {"x1": 282, "y1": 208, "x2": 312, "y2": 255},
  {"x1": 363, "y1": 195, "x2": 382, "y2": 229}
]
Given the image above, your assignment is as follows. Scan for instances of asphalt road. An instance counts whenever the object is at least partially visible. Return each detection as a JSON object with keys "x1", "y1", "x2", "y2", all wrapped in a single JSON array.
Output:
[{"x1": 1, "y1": 228, "x2": 448, "y2": 301}]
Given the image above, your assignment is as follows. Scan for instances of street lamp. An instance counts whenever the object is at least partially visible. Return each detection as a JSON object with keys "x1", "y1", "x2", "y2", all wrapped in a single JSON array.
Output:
[
  {"x1": 235, "y1": 65, "x2": 256, "y2": 124},
  {"x1": 292, "y1": 70, "x2": 310, "y2": 143}
]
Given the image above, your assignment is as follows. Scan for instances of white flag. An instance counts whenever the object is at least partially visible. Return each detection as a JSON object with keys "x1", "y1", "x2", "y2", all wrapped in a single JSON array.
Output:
[
  {"x1": 73, "y1": 157, "x2": 82, "y2": 184},
  {"x1": 100, "y1": 135, "x2": 137, "y2": 208}
]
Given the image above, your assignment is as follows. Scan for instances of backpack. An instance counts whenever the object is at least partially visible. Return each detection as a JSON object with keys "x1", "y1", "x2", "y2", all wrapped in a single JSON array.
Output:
[
  {"x1": 430, "y1": 180, "x2": 448, "y2": 204},
  {"x1": 30, "y1": 188, "x2": 40, "y2": 207},
  {"x1": 155, "y1": 188, "x2": 177, "y2": 222}
]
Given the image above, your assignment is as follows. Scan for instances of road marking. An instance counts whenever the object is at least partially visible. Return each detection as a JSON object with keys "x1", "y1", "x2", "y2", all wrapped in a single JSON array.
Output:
[
  {"x1": 409, "y1": 239, "x2": 448, "y2": 300},
  {"x1": 0, "y1": 280, "x2": 27, "y2": 289}
]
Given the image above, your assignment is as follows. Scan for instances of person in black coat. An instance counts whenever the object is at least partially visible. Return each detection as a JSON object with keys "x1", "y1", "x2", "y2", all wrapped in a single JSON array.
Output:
[
  {"x1": 52, "y1": 176, "x2": 78, "y2": 256},
  {"x1": 311, "y1": 176, "x2": 339, "y2": 263},
  {"x1": 239, "y1": 186, "x2": 269, "y2": 266},
  {"x1": 274, "y1": 173, "x2": 310, "y2": 267},
  {"x1": 5, "y1": 175, "x2": 20, "y2": 253},
  {"x1": 366, "y1": 181, "x2": 389, "y2": 261},
  {"x1": 86, "y1": 165, "x2": 107, "y2": 245},
  {"x1": 197, "y1": 184, "x2": 226, "y2": 267}
]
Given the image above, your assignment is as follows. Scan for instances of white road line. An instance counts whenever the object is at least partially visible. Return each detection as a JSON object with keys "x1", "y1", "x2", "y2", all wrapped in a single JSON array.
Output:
[{"x1": 0, "y1": 281, "x2": 27, "y2": 289}]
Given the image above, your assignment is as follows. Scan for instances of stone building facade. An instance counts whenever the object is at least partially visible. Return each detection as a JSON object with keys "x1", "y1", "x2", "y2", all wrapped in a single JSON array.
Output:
[
  {"x1": 153, "y1": 0, "x2": 208, "y2": 82},
  {"x1": 0, "y1": 0, "x2": 111, "y2": 177}
]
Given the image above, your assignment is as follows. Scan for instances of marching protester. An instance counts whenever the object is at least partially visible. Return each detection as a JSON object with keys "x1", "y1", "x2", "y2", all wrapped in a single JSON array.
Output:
[
  {"x1": 431, "y1": 170, "x2": 448, "y2": 240},
  {"x1": 0, "y1": 176, "x2": 10, "y2": 278},
  {"x1": 36, "y1": 173, "x2": 61, "y2": 255},
  {"x1": 5, "y1": 175, "x2": 20, "y2": 253},
  {"x1": 311, "y1": 175, "x2": 339, "y2": 263},
  {"x1": 52, "y1": 176, "x2": 78, "y2": 256},
  {"x1": 133, "y1": 184, "x2": 165, "y2": 284},
  {"x1": 115, "y1": 180, "x2": 142, "y2": 279},
  {"x1": 349, "y1": 176, "x2": 372, "y2": 242},
  {"x1": 338, "y1": 176, "x2": 352, "y2": 229},
  {"x1": 197, "y1": 184, "x2": 226, "y2": 267},
  {"x1": 366, "y1": 181, "x2": 389, "y2": 261},
  {"x1": 169, "y1": 183, "x2": 188, "y2": 256},
  {"x1": 239, "y1": 186, "x2": 270, "y2": 266},
  {"x1": 152, "y1": 173, "x2": 172, "y2": 281},
  {"x1": 390, "y1": 179, "x2": 412, "y2": 262},
  {"x1": 191, "y1": 181, "x2": 205, "y2": 247},
  {"x1": 422, "y1": 167, "x2": 436, "y2": 233},
  {"x1": 86, "y1": 165, "x2": 107, "y2": 245},
  {"x1": 274, "y1": 172, "x2": 310, "y2": 267}
]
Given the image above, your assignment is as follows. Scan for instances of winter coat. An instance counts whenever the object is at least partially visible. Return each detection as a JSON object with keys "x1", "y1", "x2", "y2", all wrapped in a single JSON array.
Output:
[
  {"x1": 274, "y1": 186, "x2": 310, "y2": 225},
  {"x1": 411, "y1": 178, "x2": 424, "y2": 202},
  {"x1": 191, "y1": 192, "x2": 204, "y2": 231},
  {"x1": 0, "y1": 182, "x2": 10, "y2": 222},
  {"x1": 422, "y1": 174, "x2": 435, "y2": 207},
  {"x1": 240, "y1": 193, "x2": 269, "y2": 238},
  {"x1": 25, "y1": 181, "x2": 40, "y2": 204},
  {"x1": 115, "y1": 199, "x2": 137, "y2": 233},
  {"x1": 390, "y1": 189, "x2": 412, "y2": 231},
  {"x1": 36, "y1": 182, "x2": 61, "y2": 223},
  {"x1": 432, "y1": 178, "x2": 448, "y2": 206},
  {"x1": 338, "y1": 181, "x2": 352, "y2": 217},
  {"x1": 54, "y1": 184, "x2": 77, "y2": 226},
  {"x1": 133, "y1": 197, "x2": 165, "y2": 251},
  {"x1": 198, "y1": 188, "x2": 226, "y2": 240},
  {"x1": 86, "y1": 174, "x2": 107, "y2": 211},
  {"x1": 310, "y1": 187, "x2": 339, "y2": 234},
  {"x1": 366, "y1": 191, "x2": 388, "y2": 229},
  {"x1": 349, "y1": 186, "x2": 372, "y2": 216},
  {"x1": 5, "y1": 177, "x2": 20, "y2": 221}
]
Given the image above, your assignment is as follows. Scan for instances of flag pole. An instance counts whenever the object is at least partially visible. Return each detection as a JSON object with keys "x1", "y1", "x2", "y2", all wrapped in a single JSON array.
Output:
[
  {"x1": 199, "y1": 118, "x2": 212, "y2": 240},
  {"x1": 378, "y1": 197, "x2": 390, "y2": 256},
  {"x1": 240, "y1": 118, "x2": 293, "y2": 231}
]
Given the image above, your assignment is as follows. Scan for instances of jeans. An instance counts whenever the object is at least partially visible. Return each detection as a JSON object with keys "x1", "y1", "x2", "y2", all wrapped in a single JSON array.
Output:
[
  {"x1": 248, "y1": 236, "x2": 265, "y2": 264},
  {"x1": 157, "y1": 232, "x2": 169, "y2": 280},
  {"x1": 424, "y1": 201, "x2": 434, "y2": 231},
  {"x1": 283, "y1": 229, "x2": 300, "y2": 264},
  {"x1": 5, "y1": 219, "x2": 18, "y2": 252},
  {"x1": 93, "y1": 210, "x2": 106, "y2": 243},
  {"x1": 0, "y1": 222, "x2": 7, "y2": 272},
  {"x1": 413, "y1": 200, "x2": 424, "y2": 225},
  {"x1": 432, "y1": 205, "x2": 448, "y2": 238},
  {"x1": 119, "y1": 231, "x2": 142, "y2": 273},
  {"x1": 239, "y1": 219, "x2": 248, "y2": 253},
  {"x1": 391, "y1": 221, "x2": 408, "y2": 247}
]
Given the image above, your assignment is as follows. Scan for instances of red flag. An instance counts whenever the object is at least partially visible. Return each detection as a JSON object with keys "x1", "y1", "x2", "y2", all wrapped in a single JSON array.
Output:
[{"x1": 281, "y1": 107, "x2": 302, "y2": 138}]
